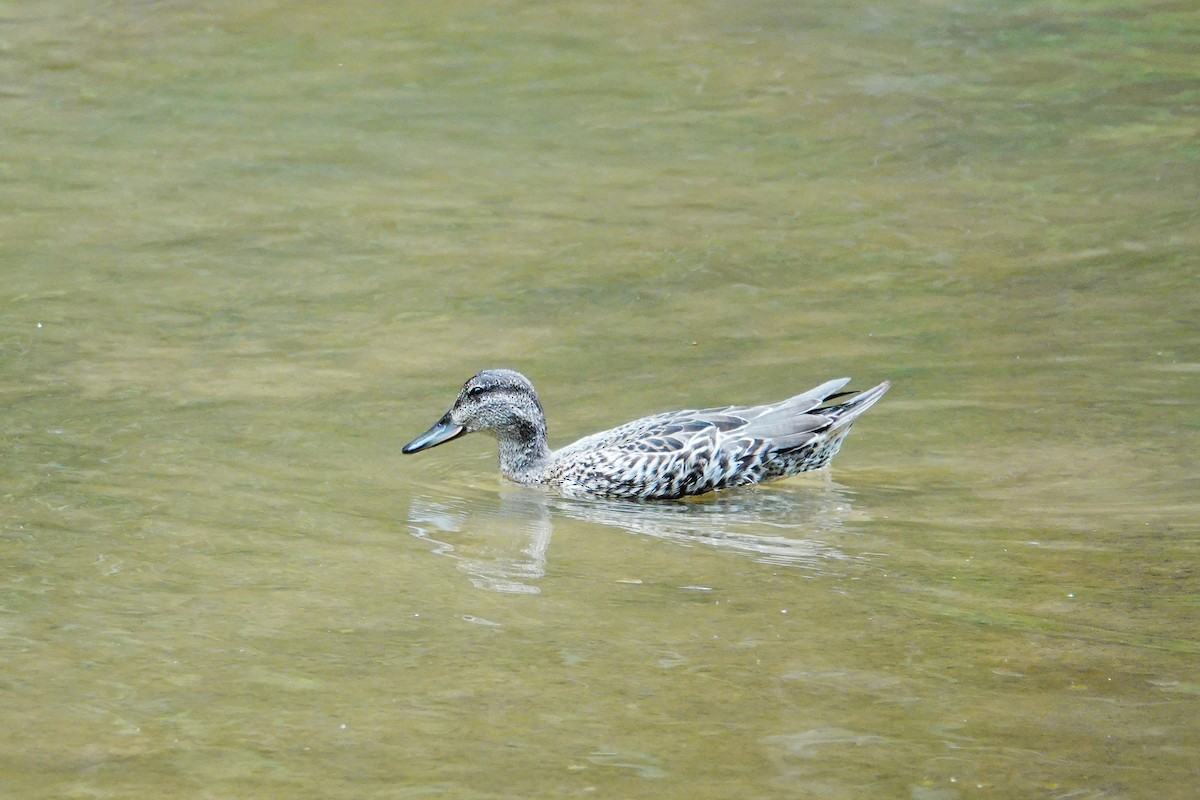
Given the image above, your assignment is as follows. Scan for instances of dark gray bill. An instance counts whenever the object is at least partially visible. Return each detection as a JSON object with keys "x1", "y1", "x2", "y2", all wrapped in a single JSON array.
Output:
[{"x1": 402, "y1": 413, "x2": 467, "y2": 453}]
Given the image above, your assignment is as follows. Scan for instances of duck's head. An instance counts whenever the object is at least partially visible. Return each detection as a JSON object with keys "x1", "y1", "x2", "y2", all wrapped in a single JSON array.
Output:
[{"x1": 402, "y1": 369, "x2": 547, "y2": 454}]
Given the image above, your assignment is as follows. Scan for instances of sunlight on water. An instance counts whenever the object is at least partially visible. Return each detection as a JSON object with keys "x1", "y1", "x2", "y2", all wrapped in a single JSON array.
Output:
[{"x1": 1, "y1": 1, "x2": 1196, "y2": 798}]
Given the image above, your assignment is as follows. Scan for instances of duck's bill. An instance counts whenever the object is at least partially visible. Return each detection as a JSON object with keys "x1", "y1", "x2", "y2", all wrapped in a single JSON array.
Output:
[{"x1": 402, "y1": 414, "x2": 467, "y2": 453}]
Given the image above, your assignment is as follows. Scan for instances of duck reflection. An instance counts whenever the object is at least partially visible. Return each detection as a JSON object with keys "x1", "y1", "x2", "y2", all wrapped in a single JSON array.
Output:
[
  {"x1": 406, "y1": 492, "x2": 554, "y2": 595},
  {"x1": 406, "y1": 481, "x2": 860, "y2": 594}
]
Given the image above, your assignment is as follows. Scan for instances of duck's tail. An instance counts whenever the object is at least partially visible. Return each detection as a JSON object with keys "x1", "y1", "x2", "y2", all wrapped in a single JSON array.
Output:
[
  {"x1": 746, "y1": 378, "x2": 889, "y2": 456},
  {"x1": 822, "y1": 380, "x2": 891, "y2": 431},
  {"x1": 765, "y1": 379, "x2": 890, "y2": 472}
]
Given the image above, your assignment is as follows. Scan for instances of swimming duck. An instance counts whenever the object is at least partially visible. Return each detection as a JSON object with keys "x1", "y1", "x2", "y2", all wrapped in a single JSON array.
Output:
[{"x1": 402, "y1": 369, "x2": 889, "y2": 500}]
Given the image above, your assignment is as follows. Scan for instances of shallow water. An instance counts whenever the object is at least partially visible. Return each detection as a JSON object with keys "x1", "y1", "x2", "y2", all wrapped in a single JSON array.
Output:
[{"x1": 2, "y1": 1, "x2": 1197, "y2": 798}]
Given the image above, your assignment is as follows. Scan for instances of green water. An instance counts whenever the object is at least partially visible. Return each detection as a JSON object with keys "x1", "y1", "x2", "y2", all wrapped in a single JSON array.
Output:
[{"x1": 2, "y1": 1, "x2": 1196, "y2": 798}]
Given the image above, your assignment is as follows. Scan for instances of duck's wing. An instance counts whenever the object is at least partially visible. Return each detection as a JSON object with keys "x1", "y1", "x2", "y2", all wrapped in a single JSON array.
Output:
[
  {"x1": 551, "y1": 379, "x2": 874, "y2": 499},
  {"x1": 560, "y1": 378, "x2": 853, "y2": 455}
]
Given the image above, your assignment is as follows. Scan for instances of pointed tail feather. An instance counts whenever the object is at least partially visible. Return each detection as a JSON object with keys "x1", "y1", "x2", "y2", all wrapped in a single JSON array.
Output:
[
  {"x1": 752, "y1": 379, "x2": 889, "y2": 451},
  {"x1": 825, "y1": 380, "x2": 890, "y2": 429}
]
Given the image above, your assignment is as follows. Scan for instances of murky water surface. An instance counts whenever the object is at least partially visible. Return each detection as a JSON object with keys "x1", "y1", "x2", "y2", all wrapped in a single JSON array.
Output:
[{"x1": 2, "y1": 1, "x2": 1196, "y2": 798}]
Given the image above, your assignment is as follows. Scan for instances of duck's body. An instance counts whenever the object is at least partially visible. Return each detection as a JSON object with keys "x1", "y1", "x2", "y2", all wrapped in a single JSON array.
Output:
[{"x1": 403, "y1": 369, "x2": 889, "y2": 500}]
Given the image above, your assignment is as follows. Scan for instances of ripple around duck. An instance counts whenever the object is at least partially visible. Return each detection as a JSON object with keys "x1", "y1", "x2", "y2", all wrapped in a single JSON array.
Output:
[
  {"x1": 548, "y1": 481, "x2": 861, "y2": 570},
  {"x1": 406, "y1": 487, "x2": 554, "y2": 596},
  {"x1": 398, "y1": 451, "x2": 502, "y2": 502},
  {"x1": 405, "y1": 477, "x2": 866, "y2": 594}
]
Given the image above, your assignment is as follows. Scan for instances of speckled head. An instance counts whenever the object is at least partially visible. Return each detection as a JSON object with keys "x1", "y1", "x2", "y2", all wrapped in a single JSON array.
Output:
[{"x1": 401, "y1": 369, "x2": 547, "y2": 454}]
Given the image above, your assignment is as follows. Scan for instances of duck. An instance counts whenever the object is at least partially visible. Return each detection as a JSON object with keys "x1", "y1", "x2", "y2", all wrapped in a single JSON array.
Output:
[{"x1": 402, "y1": 369, "x2": 889, "y2": 500}]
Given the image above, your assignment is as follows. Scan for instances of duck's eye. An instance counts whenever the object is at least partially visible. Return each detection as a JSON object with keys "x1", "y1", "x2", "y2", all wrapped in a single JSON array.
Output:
[{"x1": 467, "y1": 385, "x2": 486, "y2": 398}]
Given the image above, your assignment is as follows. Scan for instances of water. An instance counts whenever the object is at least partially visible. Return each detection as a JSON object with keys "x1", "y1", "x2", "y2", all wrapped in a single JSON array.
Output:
[{"x1": 2, "y1": 1, "x2": 1196, "y2": 798}]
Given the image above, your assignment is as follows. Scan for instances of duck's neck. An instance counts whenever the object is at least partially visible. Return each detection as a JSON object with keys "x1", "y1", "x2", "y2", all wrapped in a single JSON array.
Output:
[{"x1": 494, "y1": 418, "x2": 552, "y2": 484}]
